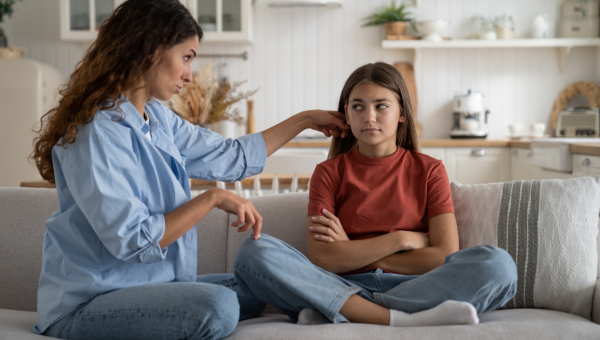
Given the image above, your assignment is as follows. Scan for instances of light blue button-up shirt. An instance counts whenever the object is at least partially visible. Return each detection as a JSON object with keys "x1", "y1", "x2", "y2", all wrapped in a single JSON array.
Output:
[{"x1": 34, "y1": 97, "x2": 267, "y2": 334}]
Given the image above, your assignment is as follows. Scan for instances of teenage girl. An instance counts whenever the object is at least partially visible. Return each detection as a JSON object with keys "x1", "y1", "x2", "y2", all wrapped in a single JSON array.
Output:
[{"x1": 233, "y1": 62, "x2": 517, "y2": 327}]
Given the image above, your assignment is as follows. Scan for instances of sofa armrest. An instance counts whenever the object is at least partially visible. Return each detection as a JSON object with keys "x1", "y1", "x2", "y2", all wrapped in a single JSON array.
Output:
[{"x1": 594, "y1": 278, "x2": 600, "y2": 324}]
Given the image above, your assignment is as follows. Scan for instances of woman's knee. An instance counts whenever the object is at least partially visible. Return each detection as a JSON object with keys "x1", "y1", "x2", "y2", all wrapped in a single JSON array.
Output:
[
  {"x1": 190, "y1": 284, "x2": 239, "y2": 339},
  {"x1": 234, "y1": 233, "x2": 283, "y2": 268}
]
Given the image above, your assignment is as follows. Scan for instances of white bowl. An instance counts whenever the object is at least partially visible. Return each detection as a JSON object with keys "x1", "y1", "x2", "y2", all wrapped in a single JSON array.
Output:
[{"x1": 416, "y1": 20, "x2": 448, "y2": 41}]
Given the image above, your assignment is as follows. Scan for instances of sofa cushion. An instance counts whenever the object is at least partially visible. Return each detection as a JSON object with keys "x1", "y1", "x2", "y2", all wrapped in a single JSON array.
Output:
[
  {"x1": 3, "y1": 309, "x2": 599, "y2": 340},
  {"x1": 226, "y1": 193, "x2": 309, "y2": 273},
  {"x1": 0, "y1": 188, "x2": 58, "y2": 312},
  {"x1": 451, "y1": 177, "x2": 600, "y2": 320},
  {"x1": 224, "y1": 309, "x2": 600, "y2": 340},
  {"x1": 195, "y1": 208, "x2": 229, "y2": 275}
]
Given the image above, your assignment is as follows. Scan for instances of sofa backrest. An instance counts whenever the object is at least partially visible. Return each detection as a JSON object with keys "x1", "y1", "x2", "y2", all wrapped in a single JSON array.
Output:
[
  {"x1": 1, "y1": 187, "x2": 598, "y2": 313},
  {"x1": 0, "y1": 188, "x2": 58, "y2": 312}
]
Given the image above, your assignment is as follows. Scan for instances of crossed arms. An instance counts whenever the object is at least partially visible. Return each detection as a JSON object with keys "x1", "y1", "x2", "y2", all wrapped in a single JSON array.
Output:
[{"x1": 305, "y1": 210, "x2": 460, "y2": 275}]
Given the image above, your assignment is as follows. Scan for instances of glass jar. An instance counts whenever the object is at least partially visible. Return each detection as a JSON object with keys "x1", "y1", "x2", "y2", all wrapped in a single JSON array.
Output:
[
  {"x1": 480, "y1": 19, "x2": 497, "y2": 40},
  {"x1": 495, "y1": 14, "x2": 515, "y2": 39}
]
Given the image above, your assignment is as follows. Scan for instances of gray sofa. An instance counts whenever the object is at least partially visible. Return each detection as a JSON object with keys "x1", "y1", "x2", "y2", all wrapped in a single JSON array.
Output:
[{"x1": 1, "y1": 187, "x2": 600, "y2": 340}]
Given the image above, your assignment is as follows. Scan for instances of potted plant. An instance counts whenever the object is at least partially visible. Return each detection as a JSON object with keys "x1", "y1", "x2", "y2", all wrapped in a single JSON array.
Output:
[
  {"x1": 0, "y1": 0, "x2": 21, "y2": 48},
  {"x1": 362, "y1": 0, "x2": 417, "y2": 38}
]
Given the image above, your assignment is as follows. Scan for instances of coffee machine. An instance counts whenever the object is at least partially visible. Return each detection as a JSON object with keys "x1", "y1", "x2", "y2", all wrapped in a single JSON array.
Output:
[{"x1": 450, "y1": 90, "x2": 490, "y2": 139}]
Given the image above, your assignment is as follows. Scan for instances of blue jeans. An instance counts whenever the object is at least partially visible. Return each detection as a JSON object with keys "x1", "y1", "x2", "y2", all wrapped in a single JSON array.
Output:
[
  {"x1": 233, "y1": 234, "x2": 518, "y2": 324},
  {"x1": 43, "y1": 274, "x2": 266, "y2": 340}
]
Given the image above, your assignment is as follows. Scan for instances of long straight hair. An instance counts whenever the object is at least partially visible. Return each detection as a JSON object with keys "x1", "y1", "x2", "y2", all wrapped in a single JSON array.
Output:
[{"x1": 328, "y1": 62, "x2": 420, "y2": 159}]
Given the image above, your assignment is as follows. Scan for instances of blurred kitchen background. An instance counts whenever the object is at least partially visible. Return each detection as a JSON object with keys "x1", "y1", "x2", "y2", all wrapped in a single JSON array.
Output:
[{"x1": 3, "y1": 0, "x2": 600, "y2": 192}]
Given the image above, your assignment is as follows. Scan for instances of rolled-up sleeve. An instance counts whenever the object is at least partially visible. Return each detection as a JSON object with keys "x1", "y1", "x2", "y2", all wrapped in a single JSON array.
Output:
[
  {"x1": 59, "y1": 135, "x2": 167, "y2": 264},
  {"x1": 168, "y1": 109, "x2": 267, "y2": 182}
]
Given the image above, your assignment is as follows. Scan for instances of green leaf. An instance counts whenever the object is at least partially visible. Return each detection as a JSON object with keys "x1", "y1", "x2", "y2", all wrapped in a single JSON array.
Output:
[{"x1": 361, "y1": 0, "x2": 416, "y2": 26}]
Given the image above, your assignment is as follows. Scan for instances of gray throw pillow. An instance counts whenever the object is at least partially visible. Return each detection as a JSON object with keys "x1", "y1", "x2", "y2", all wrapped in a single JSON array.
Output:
[{"x1": 451, "y1": 177, "x2": 600, "y2": 319}]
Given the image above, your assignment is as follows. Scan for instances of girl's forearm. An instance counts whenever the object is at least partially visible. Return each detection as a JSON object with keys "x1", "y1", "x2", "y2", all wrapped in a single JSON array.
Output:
[
  {"x1": 370, "y1": 247, "x2": 451, "y2": 275},
  {"x1": 306, "y1": 231, "x2": 405, "y2": 274}
]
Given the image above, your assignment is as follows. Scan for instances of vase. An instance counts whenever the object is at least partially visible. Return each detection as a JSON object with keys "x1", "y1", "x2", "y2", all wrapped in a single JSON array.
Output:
[
  {"x1": 0, "y1": 26, "x2": 7, "y2": 48},
  {"x1": 212, "y1": 120, "x2": 238, "y2": 140},
  {"x1": 384, "y1": 22, "x2": 407, "y2": 37}
]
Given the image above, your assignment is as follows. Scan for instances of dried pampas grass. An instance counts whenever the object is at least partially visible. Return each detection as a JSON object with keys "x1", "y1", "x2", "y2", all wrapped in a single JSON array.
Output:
[{"x1": 170, "y1": 62, "x2": 218, "y2": 125}]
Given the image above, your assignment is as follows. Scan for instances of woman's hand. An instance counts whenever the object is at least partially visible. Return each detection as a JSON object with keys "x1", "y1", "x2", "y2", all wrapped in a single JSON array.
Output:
[
  {"x1": 209, "y1": 189, "x2": 262, "y2": 240},
  {"x1": 397, "y1": 230, "x2": 430, "y2": 251},
  {"x1": 303, "y1": 110, "x2": 350, "y2": 138},
  {"x1": 309, "y1": 209, "x2": 349, "y2": 242}
]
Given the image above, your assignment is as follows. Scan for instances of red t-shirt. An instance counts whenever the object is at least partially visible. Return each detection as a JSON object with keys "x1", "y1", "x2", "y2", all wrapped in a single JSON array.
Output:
[{"x1": 307, "y1": 147, "x2": 454, "y2": 273}]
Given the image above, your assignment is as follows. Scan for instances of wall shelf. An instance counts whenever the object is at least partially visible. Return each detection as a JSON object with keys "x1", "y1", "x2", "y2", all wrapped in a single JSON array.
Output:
[{"x1": 382, "y1": 38, "x2": 600, "y2": 72}]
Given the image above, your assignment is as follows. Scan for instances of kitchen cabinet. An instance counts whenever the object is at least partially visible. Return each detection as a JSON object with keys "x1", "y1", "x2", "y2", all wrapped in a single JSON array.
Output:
[
  {"x1": 445, "y1": 147, "x2": 510, "y2": 184},
  {"x1": 510, "y1": 148, "x2": 542, "y2": 181},
  {"x1": 185, "y1": 0, "x2": 252, "y2": 43},
  {"x1": 420, "y1": 147, "x2": 445, "y2": 163},
  {"x1": 572, "y1": 154, "x2": 600, "y2": 177},
  {"x1": 539, "y1": 168, "x2": 572, "y2": 180},
  {"x1": 60, "y1": 0, "x2": 124, "y2": 41}
]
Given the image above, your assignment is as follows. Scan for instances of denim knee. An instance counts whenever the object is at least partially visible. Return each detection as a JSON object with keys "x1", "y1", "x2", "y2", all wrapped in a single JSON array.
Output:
[
  {"x1": 235, "y1": 234, "x2": 280, "y2": 268},
  {"x1": 192, "y1": 284, "x2": 239, "y2": 339},
  {"x1": 462, "y1": 245, "x2": 518, "y2": 290}
]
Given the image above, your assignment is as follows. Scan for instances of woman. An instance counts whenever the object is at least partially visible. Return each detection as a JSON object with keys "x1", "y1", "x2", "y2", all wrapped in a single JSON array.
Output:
[
  {"x1": 31, "y1": 0, "x2": 348, "y2": 339},
  {"x1": 233, "y1": 62, "x2": 518, "y2": 327}
]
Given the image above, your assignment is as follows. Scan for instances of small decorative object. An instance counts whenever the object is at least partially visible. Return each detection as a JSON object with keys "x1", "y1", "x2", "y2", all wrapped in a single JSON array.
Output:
[
  {"x1": 531, "y1": 14, "x2": 551, "y2": 38},
  {"x1": 362, "y1": 0, "x2": 417, "y2": 40},
  {"x1": 170, "y1": 62, "x2": 258, "y2": 139},
  {"x1": 415, "y1": 20, "x2": 449, "y2": 41},
  {"x1": 0, "y1": 0, "x2": 22, "y2": 48},
  {"x1": 494, "y1": 13, "x2": 515, "y2": 39}
]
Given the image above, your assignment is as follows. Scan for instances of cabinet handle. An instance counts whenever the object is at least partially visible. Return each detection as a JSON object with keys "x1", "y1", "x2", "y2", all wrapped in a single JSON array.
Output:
[
  {"x1": 527, "y1": 150, "x2": 533, "y2": 158},
  {"x1": 512, "y1": 149, "x2": 518, "y2": 156},
  {"x1": 471, "y1": 149, "x2": 486, "y2": 157},
  {"x1": 582, "y1": 158, "x2": 591, "y2": 166}
]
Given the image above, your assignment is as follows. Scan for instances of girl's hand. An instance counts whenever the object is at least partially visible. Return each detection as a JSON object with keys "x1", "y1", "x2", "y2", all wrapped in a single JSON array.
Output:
[
  {"x1": 309, "y1": 209, "x2": 349, "y2": 242},
  {"x1": 210, "y1": 189, "x2": 262, "y2": 240},
  {"x1": 303, "y1": 110, "x2": 350, "y2": 138},
  {"x1": 397, "y1": 230, "x2": 430, "y2": 251}
]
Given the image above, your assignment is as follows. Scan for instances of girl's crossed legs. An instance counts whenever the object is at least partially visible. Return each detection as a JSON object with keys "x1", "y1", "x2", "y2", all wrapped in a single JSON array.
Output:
[{"x1": 233, "y1": 234, "x2": 517, "y2": 326}]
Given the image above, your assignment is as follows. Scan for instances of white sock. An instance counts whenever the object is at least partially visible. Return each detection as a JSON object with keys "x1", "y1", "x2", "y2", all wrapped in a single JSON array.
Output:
[
  {"x1": 389, "y1": 300, "x2": 479, "y2": 327},
  {"x1": 297, "y1": 308, "x2": 332, "y2": 325}
]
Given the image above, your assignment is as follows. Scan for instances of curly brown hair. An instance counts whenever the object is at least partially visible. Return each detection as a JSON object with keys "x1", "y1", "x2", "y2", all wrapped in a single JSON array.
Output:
[
  {"x1": 328, "y1": 62, "x2": 420, "y2": 159},
  {"x1": 31, "y1": 0, "x2": 202, "y2": 184}
]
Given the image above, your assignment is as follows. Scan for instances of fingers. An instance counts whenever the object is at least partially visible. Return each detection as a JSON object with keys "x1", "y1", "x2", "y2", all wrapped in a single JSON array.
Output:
[
  {"x1": 309, "y1": 225, "x2": 335, "y2": 237},
  {"x1": 310, "y1": 215, "x2": 337, "y2": 229},
  {"x1": 232, "y1": 203, "x2": 262, "y2": 240},
  {"x1": 313, "y1": 234, "x2": 334, "y2": 243},
  {"x1": 321, "y1": 209, "x2": 342, "y2": 227},
  {"x1": 326, "y1": 111, "x2": 350, "y2": 130}
]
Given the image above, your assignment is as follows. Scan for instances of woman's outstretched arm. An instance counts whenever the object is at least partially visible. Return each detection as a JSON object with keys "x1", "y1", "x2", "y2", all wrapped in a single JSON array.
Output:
[{"x1": 261, "y1": 110, "x2": 349, "y2": 156}]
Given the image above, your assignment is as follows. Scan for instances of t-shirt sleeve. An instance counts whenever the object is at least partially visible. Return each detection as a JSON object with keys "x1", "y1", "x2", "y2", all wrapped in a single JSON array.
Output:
[
  {"x1": 307, "y1": 163, "x2": 337, "y2": 217},
  {"x1": 426, "y1": 160, "x2": 455, "y2": 219}
]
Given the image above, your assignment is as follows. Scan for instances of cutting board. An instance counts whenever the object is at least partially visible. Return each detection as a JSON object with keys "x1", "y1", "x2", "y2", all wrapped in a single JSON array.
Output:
[{"x1": 394, "y1": 62, "x2": 423, "y2": 137}]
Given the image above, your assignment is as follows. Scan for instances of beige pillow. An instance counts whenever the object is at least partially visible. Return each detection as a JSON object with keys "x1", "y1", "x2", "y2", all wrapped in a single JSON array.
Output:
[{"x1": 451, "y1": 177, "x2": 600, "y2": 319}]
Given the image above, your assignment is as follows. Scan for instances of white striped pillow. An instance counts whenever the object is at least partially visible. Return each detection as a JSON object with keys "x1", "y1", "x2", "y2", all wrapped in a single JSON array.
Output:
[{"x1": 451, "y1": 177, "x2": 600, "y2": 319}]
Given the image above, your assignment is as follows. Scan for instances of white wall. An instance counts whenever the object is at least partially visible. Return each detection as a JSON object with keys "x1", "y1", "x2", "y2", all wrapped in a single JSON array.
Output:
[{"x1": 4, "y1": 0, "x2": 599, "y2": 139}]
